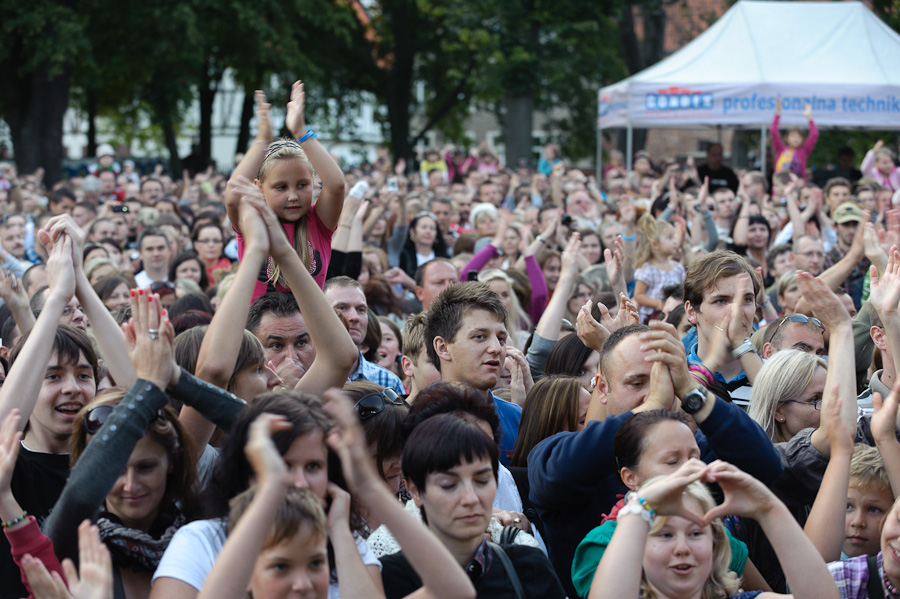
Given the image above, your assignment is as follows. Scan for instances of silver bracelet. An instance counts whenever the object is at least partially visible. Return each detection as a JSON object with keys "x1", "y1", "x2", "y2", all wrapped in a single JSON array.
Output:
[{"x1": 732, "y1": 338, "x2": 756, "y2": 359}]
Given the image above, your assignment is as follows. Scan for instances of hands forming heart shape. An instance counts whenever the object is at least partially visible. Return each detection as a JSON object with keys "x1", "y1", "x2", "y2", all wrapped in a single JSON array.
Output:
[{"x1": 634, "y1": 459, "x2": 777, "y2": 527}]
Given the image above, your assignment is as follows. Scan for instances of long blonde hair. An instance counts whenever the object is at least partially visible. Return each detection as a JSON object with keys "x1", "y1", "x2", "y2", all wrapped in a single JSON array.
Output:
[
  {"x1": 748, "y1": 349, "x2": 826, "y2": 443},
  {"x1": 258, "y1": 139, "x2": 316, "y2": 285},
  {"x1": 634, "y1": 213, "x2": 674, "y2": 268}
]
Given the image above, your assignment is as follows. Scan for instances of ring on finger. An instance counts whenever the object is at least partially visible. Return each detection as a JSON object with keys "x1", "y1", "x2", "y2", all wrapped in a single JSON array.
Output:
[{"x1": 148, "y1": 328, "x2": 160, "y2": 340}]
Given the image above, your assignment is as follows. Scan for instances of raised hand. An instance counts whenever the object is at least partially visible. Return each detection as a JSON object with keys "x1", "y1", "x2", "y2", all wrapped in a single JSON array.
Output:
[
  {"x1": 726, "y1": 273, "x2": 754, "y2": 347},
  {"x1": 603, "y1": 236, "x2": 626, "y2": 288},
  {"x1": 641, "y1": 320, "x2": 695, "y2": 399},
  {"x1": 871, "y1": 379, "x2": 900, "y2": 445},
  {"x1": 821, "y1": 383, "x2": 854, "y2": 456},
  {"x1": 633, "y1": 459, "x2": 708, "y2": 524},
  {"x1": 612, "y1": 294, "x2": 640, "y2": 330},
  {"x1": 803, "y1": 103, "x2": 813, "y2": 120},
  {"x1": 775, "y1": 97, "x2": 782, "y2": 115},
  {"x1": 41, "y1": 214, "x2": 87, "y2": 271},
  {"x1": 44, "y1": 234, "x2": 76, "y2": 302},
  {"x1": 505, "y1": 346, "x2": 533, "y2": 396},
  {"x1": 869, "y1": 247, "x2": 900, "y2": 317},
  {"x1": 644, "y1": 360, "x2": 676, "y2": 412},
  {"x1": 123, "y1": 288, "x2": 179, "y2": 391},
  {"x1": 702, "y1": 461, "x2": 778, "y2": 523},
  {"x1": 795, "y1": 271, "x2": 850, "y2": 330},
  {"x1": 322, "y1": 388, "x2": 378, "y2": 494},
  {"x1": 62, "y1": 521, "x2": 114, "y2": 599},
  {"x1": 245, "y1": 413, "x2": 292, "y2": 487},
  {"x1": 285, "y1": 80, "x2": 307, "y2": 139},
  {"x1": 244, "y1": 194, "x2": 294, "y2": 262},
  {"x1": 0, "y1": 269, "x2": 29, "y2": 313},
  {"x1": 577, "y1": 300, "x2": 609, "y2": 352},
  {"x1": 237, "y1": 197, "x2": 271, "y2": 256},
  {"x1": 254, "y1": 90, "x2": 273, "y2": 144},
  {"x1": 560, "y1": 232, "x2": 582, "y2": 275}
]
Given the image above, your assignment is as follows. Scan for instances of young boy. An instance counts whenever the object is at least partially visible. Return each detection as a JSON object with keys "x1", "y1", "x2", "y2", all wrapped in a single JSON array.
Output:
[
  {"x1": 843, "y1": 444, "x2": 894, "y2": 559},
  {"x1": 400, "y1": 313, "x2": 440, "y2": 403}
]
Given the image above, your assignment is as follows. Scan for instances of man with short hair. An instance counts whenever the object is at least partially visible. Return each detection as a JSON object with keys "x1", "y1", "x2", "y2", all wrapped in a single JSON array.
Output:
[
  {"x1": 414, "y1": 258, "x2": 459, "y2": 312},
  {"x1": 324, "y1": 276, "x2": 405, "y2": 394},
  {"x1": 71, "y1": 202, "x2": 97, "y2": 227},
  {"x1": 134, "y1": 228, "x2": 172, "y2": 287},
  {"x1": 741, "y1": 170, "x2": 768, "y2": 203},
  {"x1": 87, "y1": 218, "x2": 117, "y2": 244},
  {"x1": 697, "y1": 142, "x2": 739, "y2": 192},
  {"x1": 22, "y1": 263, "x2": 48, "y2": 299},
  {"x1": 792, "y1": 235, "x2": 826, "y2": 276},
  {"x1": 826, "y1": 202, "x2": 868, "y2": 306},
  {"x1": 139, "y1": 178, "x2": 165, "y2": 206},
  {"x1": 48, "y1": 190, "x2": 76, "y2": 216},
  {"x1": 399, "y1": 312, "x2": 441, "y2": 403},
  {"x1": 761, "y1": 314, "x2": 826, "y2": 358},
  {"x1": 247, "y1": 292, "x2": 315, "y2": 390},
  {"x1": 424, "y1": 281, "x2": 521, "y2": 465},
  {"x1": 712, "y1": 187, "x2": 738, "y2": 240},
  {"x1": 98, "y1": 171, "x2": 121, "y2": 205},
  {"x1": 823, "y1": 177, "x2": 852, "y2": 213},
  {"x1": 528, "y1": 319, "x2": 781, "y2": 598},
  {"x1": 684, "y1": 250, "x2": 762, "y2": 406},
  {"x1": 765, "y1": 243, "x2": 796, "y2": 310},
  {"x1": 477, "y1": 181, "x2": 501, "y2": 207}
]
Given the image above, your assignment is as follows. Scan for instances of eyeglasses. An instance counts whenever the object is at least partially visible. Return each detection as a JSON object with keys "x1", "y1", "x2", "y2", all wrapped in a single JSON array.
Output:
[
  {"x1": 782, "y1": 399, "x2": 822, "y2": 411},
  {"x1": 770, "y1": 313, "x2": 825, "y2": 341},
  {"x1": 84, "y1": 404, "x2": 165, "y2": 435},
  {"x1": 354, "y1": 388, "x2": 404, "y2": 420},
  {"x1": 151, "y1": 281, "x2": 176, "y2": 296}
]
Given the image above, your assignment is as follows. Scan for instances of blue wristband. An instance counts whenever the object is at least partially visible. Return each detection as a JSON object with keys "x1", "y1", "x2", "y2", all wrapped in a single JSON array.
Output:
[
  {"x1": 297, "y1": 129, "x2": 317, "y2": 144},
  {"x1": 622, "y1": 233, "x2": 636, "y2": 242}
]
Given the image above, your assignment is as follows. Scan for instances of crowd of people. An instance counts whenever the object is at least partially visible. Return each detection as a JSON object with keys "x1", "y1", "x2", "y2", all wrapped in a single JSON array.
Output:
[{"x1": 0, "y1": 80, "x2": 900, "y2": 599}]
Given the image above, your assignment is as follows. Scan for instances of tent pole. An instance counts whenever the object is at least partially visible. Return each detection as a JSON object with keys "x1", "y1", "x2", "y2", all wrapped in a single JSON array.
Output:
[
  {"x1": 760, "y1": 125, "x2": 767, "y2": 177},
  {"x1": 626, "y1": 122, "x2": 633, "y2": 173},
  {"x1": 717, "y1": 124, "x2": 722, "y2": 144},
  {"x1": 597, "y1": 123, "x2": 603, "y2": 184}
]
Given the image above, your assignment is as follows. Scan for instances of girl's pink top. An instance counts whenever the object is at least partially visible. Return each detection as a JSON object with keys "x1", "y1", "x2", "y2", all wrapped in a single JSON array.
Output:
[
  {"x1": 236, "y1": 202, "x2": 334, "y2": 301},
  {"x1": 770, "y1": 114, "x2": 818, "y2": 179},
  {"x1": 861, "y1": 150, "x2": 900, "y2": 192}
]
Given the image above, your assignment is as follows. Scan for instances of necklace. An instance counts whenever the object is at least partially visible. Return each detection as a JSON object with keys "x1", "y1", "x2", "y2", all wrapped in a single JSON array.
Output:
[{"x1": 883, "y1": 571, "x2": 900, "y2": 598}]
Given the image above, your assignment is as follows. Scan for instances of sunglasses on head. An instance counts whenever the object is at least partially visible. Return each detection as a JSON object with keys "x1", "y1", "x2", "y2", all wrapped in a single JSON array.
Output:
[
  {"x1": 354, "y1": 388, "x2": 404, "y2": 420},
  {"x1": 84, "y1": 404, "x2": 165, "y2": 435},
  {"x1": 771, "y1": 313, "x2": 825, "y2": 340},
  {"x1": 151, "y1": 281, "x2": 176, "y2": 296}
]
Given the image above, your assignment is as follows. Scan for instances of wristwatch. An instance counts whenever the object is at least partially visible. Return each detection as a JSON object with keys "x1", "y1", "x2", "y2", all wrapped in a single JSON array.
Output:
[
  {"x1": 731, "y1": 338, "x2": 756, "y2": 359},
  {"x1": 681, "y1": 387, "x2": 708, "y2": 415}
]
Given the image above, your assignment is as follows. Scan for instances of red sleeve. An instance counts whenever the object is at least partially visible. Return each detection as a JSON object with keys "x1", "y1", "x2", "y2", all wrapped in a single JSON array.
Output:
[
  {"x1": 802, "y1": 119, "x2": 819, "y2": 154},
  {"x1": 6, "y1": 516, "x2": 66, "y2": 595}
]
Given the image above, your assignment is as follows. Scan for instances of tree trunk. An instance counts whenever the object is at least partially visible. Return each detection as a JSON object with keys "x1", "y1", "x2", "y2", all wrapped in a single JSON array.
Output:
[
  {"x1": 235, "y1": 88, "x2": 255, "y2": 155},
  {"x1": 198, "y1": 68, "x2": 219, "y2": 170},
  {"x1": 161, "y1": 114, "x2": 182, "y2": 176},
  {"x1": 86, "y1": 91, "x2": 98, "y2": 158},
  {"x1": 504, "y1": 92, "x2": 533, "y2": 167},
  {"x1": 383, "y1": 0, "x2": 416, "y2": 163},
  {"x1": 1, "y1": 64, "x2": 71, "y2": 185}
]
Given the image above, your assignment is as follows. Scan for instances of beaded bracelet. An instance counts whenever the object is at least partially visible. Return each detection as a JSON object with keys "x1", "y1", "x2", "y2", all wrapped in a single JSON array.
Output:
[
  {"x1": 624, "y1": 491, "x2": 656, "y2": 520},
  {"x1": 297, "y1": 129, "x2": 317, "y2": 144},
  {"x1": 2, "y1": 511, "x2": 27, "y2": 528}
]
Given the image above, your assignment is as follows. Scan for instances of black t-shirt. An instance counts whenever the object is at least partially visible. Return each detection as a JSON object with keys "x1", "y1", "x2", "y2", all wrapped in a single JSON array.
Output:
[
  {"x1": 1, "y1": 446, "x2": 70, "y2": 599},
  {"x1": 697, "y1": 164, "x2": 739, "y2": 193},
  {"x1": 380, "y1": 544, "x2": 566, "y2": 599}
]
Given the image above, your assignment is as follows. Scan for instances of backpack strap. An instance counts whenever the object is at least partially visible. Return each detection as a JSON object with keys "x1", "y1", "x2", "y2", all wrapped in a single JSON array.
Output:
[
  {"x1": 489, "y1": 542, "x2": 526, "y2": 599},
  {"x1": 868, "y1": 554, "x2": 886, "y2": 599}
]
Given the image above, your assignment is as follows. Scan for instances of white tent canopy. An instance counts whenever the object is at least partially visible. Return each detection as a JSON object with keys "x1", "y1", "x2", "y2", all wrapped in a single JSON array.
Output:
[{"x1": 599, "y1": 0, "x2": 900, "y2": 133}]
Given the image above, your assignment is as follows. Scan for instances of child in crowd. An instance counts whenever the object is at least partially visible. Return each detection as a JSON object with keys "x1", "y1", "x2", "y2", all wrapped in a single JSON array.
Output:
[
  {"x1": 861, "y1": 140, "x2": 900, "y2": 192},
  {"x1": 771, "y1": 98, "x2": 818, "y2": 179},
  {"x1": 226, "y1": 81, "x2": 345, "y2": 298},
  {"x1": 632, "y1": 213, "x2": 685, "y2": 323},
  {"x1": 418, "y1": 148, "x2": 448, "y2": 187}
]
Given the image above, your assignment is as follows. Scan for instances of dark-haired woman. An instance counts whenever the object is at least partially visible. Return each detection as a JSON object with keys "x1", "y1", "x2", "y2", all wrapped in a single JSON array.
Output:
[
  {"x1": 543, "y1": 333, "x2": 600, "y2": 390},
  {"x1": 169, "y1": 251, "x2": 210, "y2": 291},
  {"x1": 380, "y1": 415, "x2": 566, "y2": 598},
  {"x1": 191, "y1": 223, "x2": 231, "y2": 285}
]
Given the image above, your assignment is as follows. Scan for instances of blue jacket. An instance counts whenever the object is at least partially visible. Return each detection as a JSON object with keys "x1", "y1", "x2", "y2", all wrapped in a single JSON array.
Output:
[
  {"x1": 491, "y1": 392, "x2": 522, "y2": 467},
  {"x1": 527, "y1": 396, "x2": 782, "y2": 598}
]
